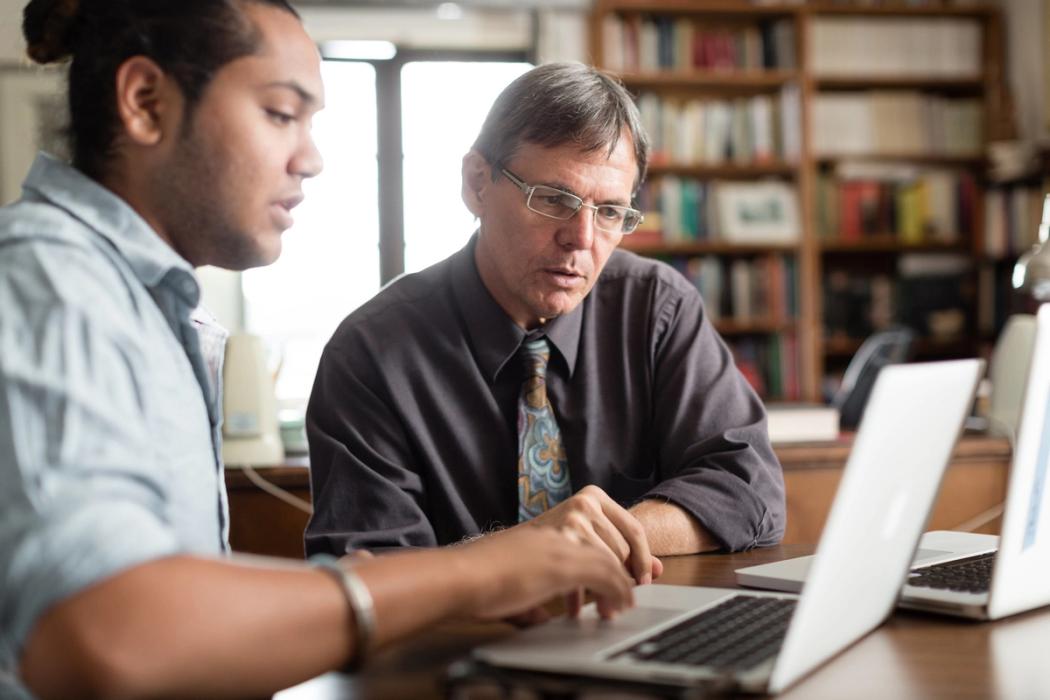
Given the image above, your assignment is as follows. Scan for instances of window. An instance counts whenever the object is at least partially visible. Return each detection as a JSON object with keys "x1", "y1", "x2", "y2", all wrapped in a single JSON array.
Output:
[
  {"x1": 242, "y1": 55, "x2": 531, "y2": 403},
  {"x1": 401, "y1": 60, "x2": 532, "y2": 272},
  {"x1": 242, "y1": 61, "x2": 379, "y2": 401}
]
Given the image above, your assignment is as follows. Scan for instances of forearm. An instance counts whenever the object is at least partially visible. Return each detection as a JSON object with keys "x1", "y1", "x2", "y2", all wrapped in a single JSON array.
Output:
[
  {"x1": 630, "y1": 499, "x2": 721, "y2": 556},
  {"x1": 20, "y1": 552, "x2": 473, "y2": 700}
]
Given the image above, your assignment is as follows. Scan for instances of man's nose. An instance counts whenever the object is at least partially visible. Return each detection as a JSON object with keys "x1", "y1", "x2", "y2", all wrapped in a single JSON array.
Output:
[{"x1": 557, "y1": 206, "x2": 596, "y2": 250}]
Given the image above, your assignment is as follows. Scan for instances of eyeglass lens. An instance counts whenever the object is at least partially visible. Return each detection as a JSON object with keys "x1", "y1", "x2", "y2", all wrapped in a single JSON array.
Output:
[{"x1": 527, "y1": 186, "x2": 641, "y2": 233}]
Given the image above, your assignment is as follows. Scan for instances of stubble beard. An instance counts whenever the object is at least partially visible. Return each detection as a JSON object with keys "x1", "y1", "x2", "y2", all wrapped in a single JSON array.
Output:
[{"x1": 152, "y1": 125, "x2": 272, "y2": 271}]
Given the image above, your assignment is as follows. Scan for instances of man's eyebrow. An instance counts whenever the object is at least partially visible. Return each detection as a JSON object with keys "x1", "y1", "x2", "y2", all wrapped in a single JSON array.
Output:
[{"x1": 262, "y1": 80, "x2": 320, "y2": 106}]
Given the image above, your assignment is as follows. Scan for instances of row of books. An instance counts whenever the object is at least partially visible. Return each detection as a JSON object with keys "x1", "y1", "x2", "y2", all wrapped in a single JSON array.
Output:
[
  {"x1": 601, "y1": 15, "x2": 796, "y2": 73},
  {"x1": 812, "y1": 93, "x2": 982, "y2": 156},
  {"x1": 638, "y1": 87, "x2": 801, "y2": 166},
  {"x1": 635, "y1": 178, "x2": 800, "y2": 245},
  {"x1": 731, "y1": 334, "x2": 801, "y2": 401},
  {"x1": 983, "y1": 185, "x2": 1046, "y2": 259},
  {"x1": 824, "y1": 254, "x2": 972, "y2": 341},
  {"x1": 823, "y1": 270, "x2": 896, "y2": 340},
  {"x1": 814, "y1": 165, "x2": 978, "y2": 243},
  {"x1": 811, "y1": 18, "x2": 981, "y2": 77},
  {"x1": 668, "y1": 255, "x2": 798, "y2": 324}
]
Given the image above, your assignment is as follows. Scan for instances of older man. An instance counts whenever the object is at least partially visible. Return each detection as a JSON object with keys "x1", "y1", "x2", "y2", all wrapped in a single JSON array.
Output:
[{"x1": 307, "y1": 62, "x2": 786, "y2": 583}]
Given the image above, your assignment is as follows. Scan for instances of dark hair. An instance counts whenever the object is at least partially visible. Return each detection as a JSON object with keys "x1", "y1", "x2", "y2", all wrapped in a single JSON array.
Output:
[
  {"x1": 22, "y1": 0, "x2": 300, "y2": 180},
  {"x1": 471, "y1": 62, "x2": 649, "y2": 192}
]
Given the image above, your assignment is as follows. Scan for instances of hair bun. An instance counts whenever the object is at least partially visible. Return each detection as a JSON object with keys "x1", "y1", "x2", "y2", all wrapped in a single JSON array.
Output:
[{"x1": 23, "y1": 0, "x2": 81, "y2": 64}]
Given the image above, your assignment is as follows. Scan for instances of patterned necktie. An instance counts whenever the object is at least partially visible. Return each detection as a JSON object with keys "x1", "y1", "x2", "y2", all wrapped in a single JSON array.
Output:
[{"x1": 517, "y1": 337, "x2": 572, "y2": 521}]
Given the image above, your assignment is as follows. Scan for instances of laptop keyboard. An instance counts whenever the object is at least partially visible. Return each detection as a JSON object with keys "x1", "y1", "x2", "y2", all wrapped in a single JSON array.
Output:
[
  {"x1": 615, "y1": 596, "x2": 797, "y2": 671},
  {"x1": 907, "y1": 552, "x2": 996, "y2": 593}
]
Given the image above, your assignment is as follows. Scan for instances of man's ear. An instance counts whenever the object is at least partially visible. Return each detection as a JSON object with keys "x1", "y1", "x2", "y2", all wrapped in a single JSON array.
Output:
[
  {"x1": 461, "y1": 150, "x2": 493, "y2": 218},
  {"x1": 113, "y1": 56, "x2": 182, "y2": 147}
]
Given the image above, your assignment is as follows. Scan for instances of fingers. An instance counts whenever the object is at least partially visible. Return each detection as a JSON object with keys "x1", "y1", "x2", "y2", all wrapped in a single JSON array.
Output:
[
  {"x1": 541, "y1": 486, "x2": 655, "y2": 586},
  {"x1": 504, "y1": 607, "x2": 551, "y2": 627},
  {"x1": 338, "y1": 549, "x2": 375, "y2": 567},
  {"x1": 566, "y1": 588, "x2": 584, "y2": 618},
  {"x1": 651, "y1": 555, "x2": 664, "y2": 580},
  {"x1": 588, "y1": 489, "x2": 654, "y2": 585},
  {"x1": 564, "y1": 539, "x2": 636, "y2": 616},
  {"x1": 541, "y1": 527, "x2": 634, "y2": 618}
]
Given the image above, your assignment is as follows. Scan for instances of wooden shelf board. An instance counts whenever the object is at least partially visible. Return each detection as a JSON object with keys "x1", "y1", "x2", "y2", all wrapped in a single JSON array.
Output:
[
  {"x1": 603, "y1": 1, "x2": 801, "y2": 17},
  {"x1": 814, "y1": 75, "x2": 984, "y2": 91},
  {"x1": 815, "y1": 153, "x2": 985, "y2": 166},
  {"x1": 820, "y1": 237, "x2": 970, "y2": 253},
  {"x1": 806, "y1": 3, "x2": 996, "y2": 18},
  {"x1": 619, "y1": 70, "x2": 799, "y2": 90},
  {"x1": 622, "y1": 240, "x2": 801, "y2": 256},
  {"x1": 647, "y1": 162, "x2": 798, "y2": 178}
]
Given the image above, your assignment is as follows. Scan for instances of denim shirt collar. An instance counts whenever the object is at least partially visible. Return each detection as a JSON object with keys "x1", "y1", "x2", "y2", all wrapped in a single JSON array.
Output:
[{"x1": 21, "y1": 153, "x2": 201, "y2": 308}]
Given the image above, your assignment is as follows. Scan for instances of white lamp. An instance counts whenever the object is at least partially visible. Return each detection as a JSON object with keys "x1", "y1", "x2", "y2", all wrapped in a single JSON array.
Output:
[{"x1": 1012, "y1": 193, "x2": 1050, "y2": 302}]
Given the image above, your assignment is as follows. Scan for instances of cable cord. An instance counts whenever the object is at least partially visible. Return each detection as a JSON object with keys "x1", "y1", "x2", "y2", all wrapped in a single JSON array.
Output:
[{"x1": 239, "y1": 463, "x2": 314, "y2": 514}]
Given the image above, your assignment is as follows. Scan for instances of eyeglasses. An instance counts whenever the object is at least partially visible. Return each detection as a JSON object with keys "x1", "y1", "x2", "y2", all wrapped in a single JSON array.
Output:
[{"x1": 500, "y1": 168, "x2": 644, "y2": 235}]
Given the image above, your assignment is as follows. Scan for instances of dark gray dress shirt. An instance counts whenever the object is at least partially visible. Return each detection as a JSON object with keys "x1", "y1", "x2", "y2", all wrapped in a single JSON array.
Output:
[{"x1": 306, "y1": 235, "x2": 785, "y2": 555}]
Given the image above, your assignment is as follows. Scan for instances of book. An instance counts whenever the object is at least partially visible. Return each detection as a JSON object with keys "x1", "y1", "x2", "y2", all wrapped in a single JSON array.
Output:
[{"x1": 766, "y1": 403, "x2": 841, "y2": 443}]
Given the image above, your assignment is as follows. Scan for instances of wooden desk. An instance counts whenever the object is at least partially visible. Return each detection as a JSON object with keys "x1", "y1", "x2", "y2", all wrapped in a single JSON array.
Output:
[
  {"x1": 274, "y1": 544, "x2": 1050, "y2": 699},
  {"x1": 225, "y1": 436, "x2": 1012, "y2": 559}
]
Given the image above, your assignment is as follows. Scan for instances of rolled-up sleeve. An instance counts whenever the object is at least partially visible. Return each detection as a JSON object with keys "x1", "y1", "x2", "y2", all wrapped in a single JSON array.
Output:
[
  {"x1": 0, "y1": 252, "x2": 180, "y2": 674},
  {"x1": 642, "y1": 287, "x2": 786, "y2": 551},
  {"x1": 305, "y1": 338, "x2": 438, "y2": 556}
]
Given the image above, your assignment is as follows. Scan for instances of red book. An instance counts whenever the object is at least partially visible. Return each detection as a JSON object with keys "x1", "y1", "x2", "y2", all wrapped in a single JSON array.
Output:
[{"x1": 838, "y1": 182, "x2": 861, "y2": 242}]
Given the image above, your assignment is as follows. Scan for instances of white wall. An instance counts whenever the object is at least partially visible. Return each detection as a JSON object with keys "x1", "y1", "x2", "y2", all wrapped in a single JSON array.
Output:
[
  {"x1": 0, "y1": 0, "x2": 25, "y2": 64},
  {"x1": 300, "y1": 6, "x2": 532, "y2": 50}
]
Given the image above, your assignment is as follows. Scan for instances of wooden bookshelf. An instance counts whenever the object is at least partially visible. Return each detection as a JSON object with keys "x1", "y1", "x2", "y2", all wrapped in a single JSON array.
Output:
[{"x1": 591, "y1": 0, "x2": 1004, "y2": 402}]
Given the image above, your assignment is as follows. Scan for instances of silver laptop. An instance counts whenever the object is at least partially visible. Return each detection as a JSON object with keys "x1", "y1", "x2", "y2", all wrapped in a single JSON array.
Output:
[
  {"x1": 474, "y1": 359, "x2": 983, "y2": 694},
  {"x1": 738, "y1": 305, "x2": 1050, "y2": 621}
]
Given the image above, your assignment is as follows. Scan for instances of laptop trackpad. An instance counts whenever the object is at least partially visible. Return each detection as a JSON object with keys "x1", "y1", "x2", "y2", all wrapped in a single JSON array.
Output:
[{"x1": 477, "y1": 606, "x2": 685, "y2": 660}]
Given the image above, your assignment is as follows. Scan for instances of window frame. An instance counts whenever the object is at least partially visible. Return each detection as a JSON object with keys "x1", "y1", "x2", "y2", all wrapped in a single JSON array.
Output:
[{"x1": 324, "y1": 48, "x2": 532, "y2": 285}]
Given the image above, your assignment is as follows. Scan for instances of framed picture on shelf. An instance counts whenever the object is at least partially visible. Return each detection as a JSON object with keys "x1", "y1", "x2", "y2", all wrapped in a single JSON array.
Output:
[
  {"x1": 715, "y1": 181, "x2": 799, "y2": 244},
  {"x1": 0, "y1": 68, "x2": 67, "y2": 206}
]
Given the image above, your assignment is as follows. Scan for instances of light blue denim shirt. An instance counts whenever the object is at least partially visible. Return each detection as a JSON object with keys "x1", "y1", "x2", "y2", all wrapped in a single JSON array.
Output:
[{"x1": 0, "y1": 154, "x2": 229, "y2": 691}]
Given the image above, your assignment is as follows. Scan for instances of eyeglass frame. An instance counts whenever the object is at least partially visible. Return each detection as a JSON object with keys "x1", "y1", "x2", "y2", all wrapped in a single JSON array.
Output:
[{"x1": 499, "y1": 167, "x2": 644, "y2": 235}]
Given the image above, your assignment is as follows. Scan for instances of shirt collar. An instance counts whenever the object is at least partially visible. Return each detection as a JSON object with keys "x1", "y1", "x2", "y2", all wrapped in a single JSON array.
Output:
[
  {"x1": 22, "y1": 153, "x2": 200, "y2": 307},
  {"x1": 451, "y1": 233, "x2": 583, "y2": 382}
]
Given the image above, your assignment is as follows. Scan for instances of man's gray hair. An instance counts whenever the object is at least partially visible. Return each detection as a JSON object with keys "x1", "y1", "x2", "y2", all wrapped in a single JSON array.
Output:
[{"x1": 471, "y1": 62, "x2": 649, "y2": 191}]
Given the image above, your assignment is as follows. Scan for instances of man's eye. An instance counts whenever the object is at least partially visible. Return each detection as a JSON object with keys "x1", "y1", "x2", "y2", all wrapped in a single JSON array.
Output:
[
  {"x1": 597, "y1": 206, "x2": 624, "y2": 221},
  {"x1": 267, "y1": 109, "x2": 295, "y2": 125}
]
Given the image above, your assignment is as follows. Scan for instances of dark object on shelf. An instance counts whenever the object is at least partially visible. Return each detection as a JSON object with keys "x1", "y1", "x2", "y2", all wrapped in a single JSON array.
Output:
[{"x1": 832, "y1": 327, "x2": 914, "y2": 430}]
